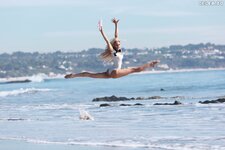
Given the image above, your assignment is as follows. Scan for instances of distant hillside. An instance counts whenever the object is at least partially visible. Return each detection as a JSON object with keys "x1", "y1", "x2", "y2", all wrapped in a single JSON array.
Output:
[{"x1": 0, "y1": 43, "x2": 225, "y2": 78}]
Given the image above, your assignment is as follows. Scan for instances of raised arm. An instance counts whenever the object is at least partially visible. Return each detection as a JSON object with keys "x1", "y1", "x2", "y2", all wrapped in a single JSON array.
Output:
[
  {"x1": 98, "y1": 20, "x2": 113, "y2": 52},
  {"x1": 112, "y1": 18, "x2": 119, "y2": 38}
]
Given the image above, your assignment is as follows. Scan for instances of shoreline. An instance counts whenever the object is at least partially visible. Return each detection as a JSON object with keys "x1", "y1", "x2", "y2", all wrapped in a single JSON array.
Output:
[{"x1": 0, "y1": 68, "x2": 225, "y2": 81}]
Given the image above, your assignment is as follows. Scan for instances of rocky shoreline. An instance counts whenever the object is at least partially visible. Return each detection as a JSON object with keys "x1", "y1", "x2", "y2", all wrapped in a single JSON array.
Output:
[
  {"x1": 92, "y1": 95, "x2": 184, "y2": 102},
  {"x1": 199, "y1": 98, "x2": 225, "y2": 104},
  {"x1": 92, "y1": 95, "x2": 225, "y2": 107}
]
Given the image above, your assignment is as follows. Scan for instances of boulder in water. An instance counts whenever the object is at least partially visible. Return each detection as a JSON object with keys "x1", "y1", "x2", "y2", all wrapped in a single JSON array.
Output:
[
  {"x1": 93, "y1": 95, "x2": 130, "y2": 102},
  {"x1": 134, "y1": 103, "x2": 143, "y2": 106},
  {"x1": 4, "y1": 79, "x2": 31, "y2": 84},
  {"x1": 136, "y1": 97, "x2": 145, "y2": 100},
  {"x1": 119, "y1": 104, "x2": 132, "y2": 106},
  {"x1": 199, "y1": 98, "x2": 225, "y2": 104},
  {"x1": 154, "y1": 100, "x2": 182, "y2": 105},
  {"x1": 148, "y1": 96, "x2": 163, "y2": 99},
  {"x1": 160, "y1": 88, "x2": 165, "y2": 91},
  {"x1": 99, "y1": 103, "x2": 111, "y2": 107},
  {"x1": 7, "y1": 118, "x2": 26, "y2": 121}
]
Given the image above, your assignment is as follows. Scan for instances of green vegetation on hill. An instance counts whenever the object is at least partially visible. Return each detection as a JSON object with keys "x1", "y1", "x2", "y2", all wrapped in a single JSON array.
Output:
[{"x1": 0, "y1": 43, "x2": 225, "y2": 78}]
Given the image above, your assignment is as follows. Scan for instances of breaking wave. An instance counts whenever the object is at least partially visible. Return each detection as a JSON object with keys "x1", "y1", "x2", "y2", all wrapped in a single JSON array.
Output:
[
  {"x1": 0, "y1": 88, "x2": 53, "y2": 97},
  {"x1": 1, "y1": 136, "x2": 225, "y2": 150},
  {"x1": 0, "y1": 73, "x2": 64, "y2": 84}
]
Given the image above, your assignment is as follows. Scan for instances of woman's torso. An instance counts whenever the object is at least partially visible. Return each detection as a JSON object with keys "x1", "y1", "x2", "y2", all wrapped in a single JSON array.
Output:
[{"x1": 111, "y1": 50, "x2": 123, "y2": 69}]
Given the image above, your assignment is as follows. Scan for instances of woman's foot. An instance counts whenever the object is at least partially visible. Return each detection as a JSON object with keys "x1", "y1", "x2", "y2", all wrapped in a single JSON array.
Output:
[
  {"x1": 138, "y1": 60, "x2": 160, "y2": 72},
  {"x1": 64, "y1": 74, "x2": 75, "y2": 79},
  {"x1": 141, "y1": 60, "x2": 160, "y2": 70},
  {"x1": 148, "y1": 60, "x2": 160, "y2": 67}
]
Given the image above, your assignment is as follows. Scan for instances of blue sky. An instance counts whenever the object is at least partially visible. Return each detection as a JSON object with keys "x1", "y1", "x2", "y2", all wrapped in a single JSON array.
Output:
[{"x1": 0, "y1": 0, "x2": 224, "y2": 53}]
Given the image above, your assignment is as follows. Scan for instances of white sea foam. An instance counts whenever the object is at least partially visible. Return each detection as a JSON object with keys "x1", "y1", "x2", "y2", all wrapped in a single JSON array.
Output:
[
  {"x1": 0, "y1": 88, "x2": 53, "y2": 97},
  {"x1": 0, "y1": 73, "x2": 64, "y2": 83},
  {"x1": 20, "y1": 104, "x2": 89, "y2": 111},
  {"x1": 1, "y1": 136, "x2": 225, "y2": 150},
  {"x1": 28, "y1": 74, "x2": 46, "y2": 82},
  {"x1": 79, "y1": 108, "x2": 94, "y2": 120},
  {"x1": 0, "y1": 103, "x2": 94, "y2": 115}
]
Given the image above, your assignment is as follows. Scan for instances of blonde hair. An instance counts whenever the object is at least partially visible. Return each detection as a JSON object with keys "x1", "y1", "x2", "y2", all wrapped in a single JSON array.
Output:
[{"x1": 99, "y1": 38, "x2": 118, "y2": 62}]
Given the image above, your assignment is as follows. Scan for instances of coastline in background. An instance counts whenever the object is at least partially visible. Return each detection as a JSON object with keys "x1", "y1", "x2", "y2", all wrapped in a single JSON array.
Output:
[{"x1": 1, "y1": 43, "x2": 225, "y2": 78}]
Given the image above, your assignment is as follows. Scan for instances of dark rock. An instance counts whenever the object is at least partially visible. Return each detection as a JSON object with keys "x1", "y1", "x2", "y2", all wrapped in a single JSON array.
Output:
[
  {"x1": 134, "y1": 103, "x2": 143, "y2": 106},
  {"x1": 148, "y1": 96, "x2": 163, "y2": 99},
  {"x1": 154, "y1": 100, "x2": 182, "y2": 105},
  {"x1": 218, "y1": 98, "x2": 225, "y2": 103},
  {"x1": 120, "y1": 104, "x2": 132, "y2": 106},
  {"x1": 171, "y1": 96, "x2": 185, "y2": 99},
  {"x1": 99, "y1": 103, "x2": 111, "y2": 107},
  {"x1": 136, "y1": 97, "x2": 145, "y2": 100},
  {"x1": 93, "y1": 95, "x2": 130, "y2": 102},
  {"x1": 7, "y1": 118, "x2": 25, "y2": 121},
  {"x1": 199, "y1": 98, "x2": 225, "y2": 104},
  {"x1": 199, "y1": 100, "x2": 216, "y2": 104},
  {"x1": 174, "y1": 100, "x2": 182, "y2": 105},
  {"x1": 4, "y1": 79, "x2": 31, "y2": 84},
  {"x1": 93, "y1": 95, "x2": 166, "y2": 103},
  {"x1": 160, "y1": 88, "x2": 165, "y2": 91}
]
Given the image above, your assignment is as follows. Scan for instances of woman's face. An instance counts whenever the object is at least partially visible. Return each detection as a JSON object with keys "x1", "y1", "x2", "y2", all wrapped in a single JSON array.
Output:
[{"x1": 113, "y1": 39, "x2": 121, "y2": 50}]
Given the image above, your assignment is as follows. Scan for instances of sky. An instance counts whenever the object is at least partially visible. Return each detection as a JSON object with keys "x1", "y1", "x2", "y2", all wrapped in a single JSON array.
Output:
[{"x1": 0, "y1": 0, "x2": 224, "y2": 53}]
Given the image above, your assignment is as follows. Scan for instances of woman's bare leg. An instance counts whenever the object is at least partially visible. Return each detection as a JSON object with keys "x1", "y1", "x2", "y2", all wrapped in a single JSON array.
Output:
[
  {"x1": 65, "y1": 60, "x2": 159, "y2": 79},
  {"x1": 111, "y1": 60, "x2": 159, "y2": 78},
  {"x1": 65, "y1": 71, "x2": 110, "y2": 79}
]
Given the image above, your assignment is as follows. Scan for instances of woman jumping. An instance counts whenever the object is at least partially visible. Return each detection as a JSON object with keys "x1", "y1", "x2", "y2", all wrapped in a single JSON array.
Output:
[{"x1": 65, "y1": 18, "x2": 159, "y2": 79}]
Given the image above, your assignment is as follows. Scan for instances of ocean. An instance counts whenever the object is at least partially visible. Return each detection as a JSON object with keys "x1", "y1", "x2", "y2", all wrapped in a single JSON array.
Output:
[{"x1": 0, "y1": 69, "x2": 225, "y2": 150}]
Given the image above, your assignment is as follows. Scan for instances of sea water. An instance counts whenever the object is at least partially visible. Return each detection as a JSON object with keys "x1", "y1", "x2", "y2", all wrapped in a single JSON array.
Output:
[{"x1": 0, "y1": 70, "x2": 225, "y2": 150}]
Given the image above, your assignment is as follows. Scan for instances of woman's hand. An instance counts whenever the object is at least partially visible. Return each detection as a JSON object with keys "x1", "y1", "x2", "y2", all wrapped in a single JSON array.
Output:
[
  {"x1": 112, "y1": 18, "x2": 119, "y2": 24},
  {"x1": 98, "y1": 20, "x2": 103, "y2": 32},
  {"x1": 99, "y1": 25, "x2": 103, "y2": 32}
]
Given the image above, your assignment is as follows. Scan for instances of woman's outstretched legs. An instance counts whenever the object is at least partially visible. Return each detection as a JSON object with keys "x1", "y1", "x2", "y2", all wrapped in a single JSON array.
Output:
[
  {"x1": 110, "y1": 60, "x2": 159, "y2": 78},
  {"x1": 65, "y1": 60, "x2": 159, "y2": 79},
  {"x1": 65, "y1": 71, "x2": 110, "y2": 79}
]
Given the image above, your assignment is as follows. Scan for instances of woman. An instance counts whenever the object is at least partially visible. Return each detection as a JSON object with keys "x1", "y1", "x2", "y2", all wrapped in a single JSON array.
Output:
[{"x1": 65, "y1": 18, "x2": 159, "y2": 79}]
